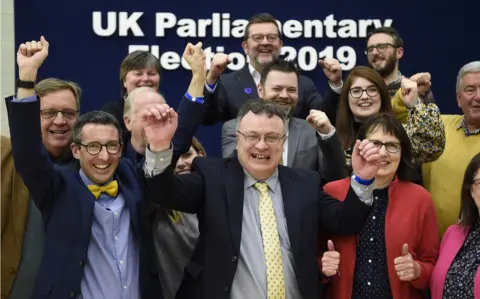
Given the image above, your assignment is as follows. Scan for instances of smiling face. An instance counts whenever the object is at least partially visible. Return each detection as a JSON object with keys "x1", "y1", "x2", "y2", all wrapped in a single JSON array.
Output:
[
  {"x1": 123, "y1": 67, "x2": 160, "y2": 95},
  {"x1": 71, "y1": 124, "x2": 122, "y2": 184},
  {"x1": 40, "y1": 89, "x2": 78, "y2": 157},
  {"x1": 242, "y1": 22, "x2": 283, "y2": 71},
  {"x1": 366, "y1": 33, "x2": 403, "y2": 78},
  {"x1": 258, "y1": 70, "x2": 298, "y2": 117},
  {"x1": 175, "y1": 146, "x2": 204, "y2": 174},
  {"x1": 366, "y1": 125, "x2": 401, "y2": 185},
  {"x1": 348, "y1": 77, "x2": 382, "y2": 121},
  {"x1": 236, "y1": 111, "x2": 286, "y2": 180},
  {"x1": 457, "y1": 72, "x2": 480, "y2": 131}
]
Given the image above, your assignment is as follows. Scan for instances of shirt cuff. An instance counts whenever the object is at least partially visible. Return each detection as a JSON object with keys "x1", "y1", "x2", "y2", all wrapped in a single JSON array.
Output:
[
  {"x1": 205, "y1": 82, "x2": 217, "y2": 93},
  {"x1": 316, "y1": 126, "x2": 336, "y2": 140},
  {"x1": 329, "y1": 80, "x2": 343, "y2": 95},
  {"x1": 143, "y1": 143, "x2": 173, "y2": 177},
  {"x1": 12, "y1": 95, "x2": 38, "y2": 102},
  {"x1": 350, "y1": 175, "x2": 376, "y2": 206},
  {"x1": 184, "y1": 92, "x2": 205, "y2": 104}
]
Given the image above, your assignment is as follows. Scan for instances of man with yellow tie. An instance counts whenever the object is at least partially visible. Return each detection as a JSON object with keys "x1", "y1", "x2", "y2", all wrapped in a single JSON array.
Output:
[
  {"x1": 141, "y1": 98, "x2": 382, "y2": 299},
  {"x1": 6, "y1": 36, "x2": 162, "y2": 299}
]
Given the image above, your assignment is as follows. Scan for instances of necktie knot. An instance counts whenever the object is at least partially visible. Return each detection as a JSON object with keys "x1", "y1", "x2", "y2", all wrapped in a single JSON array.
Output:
[
  {"x1": 88, "y1": 180, "x2": 118, "y2": 199},
  {"x1": 254, "y1": 181, "x2": 269, "y2": 194}
]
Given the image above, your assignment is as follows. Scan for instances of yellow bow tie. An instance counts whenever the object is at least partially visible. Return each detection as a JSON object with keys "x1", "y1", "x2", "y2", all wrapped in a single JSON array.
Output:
[{"x1": 87, "y1": 180, "x2": 119, "y2": 199}]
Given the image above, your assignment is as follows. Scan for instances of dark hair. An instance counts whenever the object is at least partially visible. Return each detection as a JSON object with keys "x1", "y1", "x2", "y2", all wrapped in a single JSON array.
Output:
[
  {"x1": 243, "y1": 13, "x2": 282, "y2": 41},
  {"x1": 367, "y1": 27, "x2": 404, "y2": 48},
  {"x1": 336, "y1": 66, "x2": 393, "y2": 151},
  {"x1": 72, "y1": 111, "x2": 123, "y2": 144},
  {"x1": 260, "y1": 59, "x2": 298, "y2": 86},
  {"x1": 235, "y1": 99, "x2": 287, "y2": 131},
  {"x1": 459, "y1": 153, "x2": 480, "y2": 227},
  {"x1": 356, "y1": 113, "x2": 416, "y2": 181},
  {"x1": 120, "y1": 51, "x2": 162, "y2": 97}
]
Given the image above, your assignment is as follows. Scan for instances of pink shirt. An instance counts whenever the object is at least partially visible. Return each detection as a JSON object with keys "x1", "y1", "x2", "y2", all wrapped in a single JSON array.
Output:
[{"x1": 430, "y1": 224, "x2": 480, "y2": 298}]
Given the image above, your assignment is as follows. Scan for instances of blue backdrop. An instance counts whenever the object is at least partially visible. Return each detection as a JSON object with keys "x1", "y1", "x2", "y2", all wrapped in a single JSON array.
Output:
[{"x1": 14, "y1": 0, "x2": 480, "y2": 157}]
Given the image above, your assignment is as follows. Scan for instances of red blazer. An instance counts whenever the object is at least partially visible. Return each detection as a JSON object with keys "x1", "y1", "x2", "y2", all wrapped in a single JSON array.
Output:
[
  {"x1": 430, "y1": 224, "x2": 480, "y2": 298},
  {"x1": 319, "y1": 177, "x2": 440, "y2": 299}
]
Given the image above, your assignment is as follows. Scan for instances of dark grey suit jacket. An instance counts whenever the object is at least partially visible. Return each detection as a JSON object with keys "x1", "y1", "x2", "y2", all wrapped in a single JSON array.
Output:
[{"x1": 221, "y1": 117, "x2": 347, "y2": 183}]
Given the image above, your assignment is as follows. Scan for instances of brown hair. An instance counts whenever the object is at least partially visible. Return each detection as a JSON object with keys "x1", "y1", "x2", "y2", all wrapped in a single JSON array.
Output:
[
  {"x1": 35, "y1": 78, "x2": 82, "y2": 110},
  {"x1": 191, "y1": 136, "x2": 207, "y2": 156},
  {"x1": 459, "y1": 153, "x2": 480, "y2": 228},
  {"x1": 356, "y1": 113, "x2": 416, "y2": 181},
  {"x1": 336, "y1": 66, "x2": 393, "y2": 151},
  {"x1": 243, "y1": 13, "x2": 282, "y2": 41},
  {"x1": 119, "y1": 51, "x2": 161, "y2": 97},
  {"x1": 367, "y1": 27, "x2": 404, "y2": 48}
]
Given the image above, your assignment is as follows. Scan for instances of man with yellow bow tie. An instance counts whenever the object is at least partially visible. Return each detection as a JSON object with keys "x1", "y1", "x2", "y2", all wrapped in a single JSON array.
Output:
[{"x1": 6, "y1": 36, "x2": 163, "y2": 299}]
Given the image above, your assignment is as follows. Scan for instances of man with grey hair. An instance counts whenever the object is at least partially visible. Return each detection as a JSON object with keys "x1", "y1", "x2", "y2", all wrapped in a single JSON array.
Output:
[{"x1": 422, "y1": 61, "x2": 480, "y2": 237}]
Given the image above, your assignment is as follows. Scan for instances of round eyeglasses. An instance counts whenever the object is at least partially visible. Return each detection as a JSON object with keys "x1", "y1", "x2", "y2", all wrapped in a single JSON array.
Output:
[{"x1": 77, "y1": 141, "x2": 122, "y2": 155}]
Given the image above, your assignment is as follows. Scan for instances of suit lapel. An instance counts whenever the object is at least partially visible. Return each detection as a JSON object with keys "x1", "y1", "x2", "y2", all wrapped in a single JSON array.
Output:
[
  {"x1": 278, "y1": 167, "x2": 301, "y2": 258},
  {"x1": 76, "y1": 173, "x2": 96, "y2": 242},
  {"x1": 287, "y1": 118, "x2": 301, "y2": 167},
  {"x1": 235, "y1": 66, "x2": 259, "y2": 100},
  {"x1": 225, "y1": 157, "x2": 246, "y2": 254}
]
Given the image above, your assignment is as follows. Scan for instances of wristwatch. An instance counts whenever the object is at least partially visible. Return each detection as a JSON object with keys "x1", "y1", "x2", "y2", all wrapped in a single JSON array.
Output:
[{"x1": 16, "y1": 79, "x2": 35, "y2": 89}]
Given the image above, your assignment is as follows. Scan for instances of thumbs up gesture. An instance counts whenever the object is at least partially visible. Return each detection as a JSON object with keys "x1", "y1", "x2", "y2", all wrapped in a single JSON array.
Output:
[
  {"x1": 321, "y1": 240, "x2": 340, "y2": 277},
  {"x1": 394, "y1": 244, "x2": 421, "y2": 281}
]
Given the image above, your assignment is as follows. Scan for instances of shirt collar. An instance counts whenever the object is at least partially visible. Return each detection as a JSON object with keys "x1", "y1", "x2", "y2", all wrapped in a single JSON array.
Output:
[
  {"x1": 248, "y1": 63, "x2": 261, "y2": 85},
  {"x1": 244, "y1": 168, "x2": 280, "y2": 192},
  {"x1": 79, "y1": 168, "x2": 114, "y2": 187},
  {"x1": 456, "y1": 116, "x2": 480, "y2": 136}
]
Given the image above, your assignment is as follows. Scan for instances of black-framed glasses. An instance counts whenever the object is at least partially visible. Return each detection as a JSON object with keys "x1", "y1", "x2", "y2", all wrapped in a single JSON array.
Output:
[
  {"x1": 349, "y1": 86, "x2": 379, "y2": 98},
  {"x1": 40, "y1": 109, "x2": 78, "y2": 120},
  {"x1": 364, "y1": 43, "x2": 397, "y2": 55},
  {"x1": 248, "y1": 33, "x2": 280, "y2": 43},
  {"x1": 237, "y1": 131, "x2": 286, "y2": 144},
  {"x1": 77, "y1": 141, "x2": 122, "y2": 155},
  {"x1": 370, "y1": 140, "x2": 401, "y2": 153}
]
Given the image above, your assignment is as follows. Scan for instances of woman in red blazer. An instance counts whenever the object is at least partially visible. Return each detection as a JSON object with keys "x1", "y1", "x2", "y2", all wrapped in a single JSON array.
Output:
[
  {"x1": 319, "y1": 113, "x2": 440, "y2": 299},
  {"x1": 430, "y1": 153, "x2": 480, "y2": 298}
]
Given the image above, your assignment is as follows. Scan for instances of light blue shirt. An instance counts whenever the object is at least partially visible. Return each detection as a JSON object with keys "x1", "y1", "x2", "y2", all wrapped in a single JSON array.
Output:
[{"x1": 78, "y1": 170, "x2": 140, "y2": 299}]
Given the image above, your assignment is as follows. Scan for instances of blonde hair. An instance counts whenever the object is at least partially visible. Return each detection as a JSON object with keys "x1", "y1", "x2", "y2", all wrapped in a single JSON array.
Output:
[
  {"x1": 123, "y1": 86, "x2": 161, "y2": 117},
  {"x1": 35, "y1": 78, "x2": 82, "y2": 109}
]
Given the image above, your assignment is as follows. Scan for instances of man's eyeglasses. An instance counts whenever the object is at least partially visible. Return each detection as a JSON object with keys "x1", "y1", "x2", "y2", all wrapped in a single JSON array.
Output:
[
  {"x1": 237, "y1": 131, "x2": 286, "y2": 144},
  {"x1": 349, "y1": 86, "x2": 379, "y2": 98},
  {"x1": 248, "y1": 33, "x2": 280, "y2": 43},
  {"x1": 40, "y1": 109, "x2": 78, "y2": 120},
  {"x1": 370, "y1": 140, "x2": 401, "y2": 153},
  {"x1": 76, "y1": 141, "x2": 122, "y2": 155},
  {"x1": 364, "y1": 43, "x2": 397, "y2": 55}
]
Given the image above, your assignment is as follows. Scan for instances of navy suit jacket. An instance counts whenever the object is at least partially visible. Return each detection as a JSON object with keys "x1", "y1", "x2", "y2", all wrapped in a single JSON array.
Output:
[
  {"x1": 202, "y1": 66, "x2": 340, "y2": 125},
  {"x1": 7, "y1": 99, "x2": 162, "y2": 299}
]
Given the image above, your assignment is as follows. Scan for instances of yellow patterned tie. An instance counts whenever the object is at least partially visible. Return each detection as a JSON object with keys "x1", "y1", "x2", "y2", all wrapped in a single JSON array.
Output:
[
  {"x1": 87, "y1": 180, "x2": 118, "y2": 199},
  {"x1": 254, "y1": 182, "x2": 286, "y2": 299}
]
